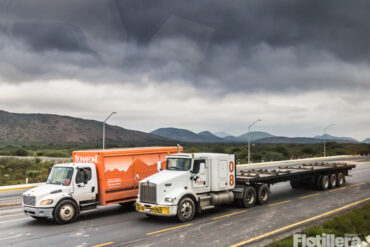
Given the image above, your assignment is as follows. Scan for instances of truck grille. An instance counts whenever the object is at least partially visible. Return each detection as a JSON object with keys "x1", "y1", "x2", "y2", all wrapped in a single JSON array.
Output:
[
  {"x1": 23, "y1": 195, "x2": 36, "y2": 206},
  {"x1": 140, "y1": 182, "x2": 157, "y2": 204}
]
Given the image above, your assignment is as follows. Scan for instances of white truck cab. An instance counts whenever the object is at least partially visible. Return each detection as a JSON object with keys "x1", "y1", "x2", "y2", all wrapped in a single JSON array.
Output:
[
  {"x1": 136, "y1": 153, "x2": 235, "y2": 222},
  {"x1": 22, "y1": 163, "x2": 98, "y2": 224}
]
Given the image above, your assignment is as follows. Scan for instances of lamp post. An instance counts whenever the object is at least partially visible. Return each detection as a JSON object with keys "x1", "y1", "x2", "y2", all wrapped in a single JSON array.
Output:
[
  {"x1": 323, "y1": 123, "x2": 335, "y2": 157},
  {"x1": 248, "y1": 119, "x2": 262, "y2": 164},
  {"x1": 103, "y1": 112, "x2": 117, "y2": 149}
]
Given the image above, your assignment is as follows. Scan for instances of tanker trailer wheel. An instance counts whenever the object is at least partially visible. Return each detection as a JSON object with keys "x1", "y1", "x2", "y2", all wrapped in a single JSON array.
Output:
[
  {"x1": 242, "y1": 186, "x2": 257, "y2": 208},
  {"x1": 54, "y1": 199, "x2": 78, "y2": 224},
  {"x1": 177, "y1": 197, "x2": 195, "y2": 222},
  {"x1": 257, "y1": 184, "x2": 270, "y2": 205},
  {"x1": 329, "y1": 174, "x2": 337, "y2": 189},
  {"x1": 336, "y1": 173, "x2": 345, "y2": 187}
]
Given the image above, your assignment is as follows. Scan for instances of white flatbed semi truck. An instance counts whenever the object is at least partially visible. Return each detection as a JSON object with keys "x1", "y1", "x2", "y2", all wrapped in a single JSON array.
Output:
[{"x1": 136, "y1": 153, "x2": 355, "y2": 222}]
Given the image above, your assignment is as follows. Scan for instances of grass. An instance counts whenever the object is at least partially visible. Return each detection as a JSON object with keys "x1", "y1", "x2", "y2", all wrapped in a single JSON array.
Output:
[{"x1": 269, "y1": 203, "x2": 370, "y2": 246}]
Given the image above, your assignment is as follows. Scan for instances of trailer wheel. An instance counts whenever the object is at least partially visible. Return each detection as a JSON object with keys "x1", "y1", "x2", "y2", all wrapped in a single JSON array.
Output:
[
  {"x1": 319, "y1": 175, "x2": 329, "y2": 191},
  {"x1": 315, "y1": 175, "x2": 323, "y2": 190},
  {"x1": 337, "y1": 173, "x2": 345, "y2": 187},
  {"x1": 242, "y1": 186, "x2": 257, "y2": 208},
  {"x1": 257, "y1": 184, "x2": 270, "y2": 205},
  {"x1": 329, "y1": 174, "x2": 337, "y2": 188},
  {"x1": 177, "y1": 197, "x2": 195, "y2": 222},
  {"x1": 53, "y1": 199, "x2": 78, "y2": 224}
]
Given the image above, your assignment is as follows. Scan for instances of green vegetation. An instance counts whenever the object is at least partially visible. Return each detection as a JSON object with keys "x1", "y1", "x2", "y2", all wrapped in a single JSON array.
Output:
[
  {"x1": 0, "y1": 143, "x2": 369, "y2": 164},
  {"x1": 0, "y1": 158, "x2": 54, "y2": 185},
  {"x1": 269, "y1": 203, "x2": 370, "y2": 246}
]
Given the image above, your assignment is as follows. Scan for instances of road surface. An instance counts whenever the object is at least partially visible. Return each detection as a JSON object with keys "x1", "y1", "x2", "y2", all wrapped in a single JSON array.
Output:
[{"x1": 0, "y1": 157, "x2": 368, "y2": 247}]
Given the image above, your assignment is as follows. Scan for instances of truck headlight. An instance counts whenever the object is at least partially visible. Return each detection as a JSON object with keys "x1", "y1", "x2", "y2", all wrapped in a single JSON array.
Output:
[
  {"x1": 164, "y1": 197, "x2": 174, "y2": 202},
  {"x1": 40, "y1": 199, "x2": 53, "y2": 205}
]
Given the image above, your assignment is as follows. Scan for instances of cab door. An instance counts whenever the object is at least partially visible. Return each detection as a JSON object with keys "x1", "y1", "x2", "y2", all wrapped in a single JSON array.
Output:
[
  {"x1": 191, "y1": 159, "x2": 209, "y2": 193},
  {"x1": 73, "y1": 165, "x2": 97, "y2": 202}
]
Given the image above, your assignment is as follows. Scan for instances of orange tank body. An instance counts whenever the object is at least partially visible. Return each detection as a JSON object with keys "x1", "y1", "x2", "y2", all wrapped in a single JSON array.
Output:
[{"x1": 72, "y1": 146, "x2": 182, "y2": 206}]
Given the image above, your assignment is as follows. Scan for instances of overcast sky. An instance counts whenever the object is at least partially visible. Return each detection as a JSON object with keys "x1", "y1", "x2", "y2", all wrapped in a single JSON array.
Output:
[{"x1": 0, "y1": 0, "x2": 369, "y2": 140}]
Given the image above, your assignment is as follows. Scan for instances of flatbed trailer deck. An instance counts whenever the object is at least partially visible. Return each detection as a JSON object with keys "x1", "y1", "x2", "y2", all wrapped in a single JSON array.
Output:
[
  {"x1": 232, "y1": 163, "x2": 356, "y2": 208},
  {"x1": 236, "y1": 163, "x2": 356, "y2": 185}
]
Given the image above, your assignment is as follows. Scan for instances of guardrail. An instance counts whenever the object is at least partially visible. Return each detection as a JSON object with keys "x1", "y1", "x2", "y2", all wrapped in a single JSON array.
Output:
[{"x1": 237, "y1": 155, "x2": 361, "y2": 168}]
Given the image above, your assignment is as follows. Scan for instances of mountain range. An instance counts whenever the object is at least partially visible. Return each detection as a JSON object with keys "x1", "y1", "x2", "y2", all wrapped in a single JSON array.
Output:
[
  {"x1": 0, "y1": 110, "x2": 366, "y2": 146},
  {"x1": 151, "y1": 128, "x2": 363, "y2": 144},
  {"x1": 0, "y1": 110, "x2": 173, "y2": 147}
]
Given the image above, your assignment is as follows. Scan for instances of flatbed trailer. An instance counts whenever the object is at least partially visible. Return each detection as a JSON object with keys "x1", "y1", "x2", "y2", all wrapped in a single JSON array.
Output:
[{"x1": 233, "y1": 162, "x2": 356, "y2": 208}]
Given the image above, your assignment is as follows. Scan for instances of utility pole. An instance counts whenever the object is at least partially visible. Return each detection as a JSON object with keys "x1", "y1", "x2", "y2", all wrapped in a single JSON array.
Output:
[
  {"x1": 248, "y1": 119, "x2": 261, "y2": 164},
  {"x1": 323, "y1": 123, "x2": 335, "y2": 157},
  {"x1": 103, "y1": 112, "x2": 117, "y2": 149}
]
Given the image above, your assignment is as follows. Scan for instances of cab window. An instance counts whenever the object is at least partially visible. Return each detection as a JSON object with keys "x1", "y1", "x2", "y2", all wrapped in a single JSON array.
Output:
[{"x1": 76, "y1": 168, "x2": 92, "y2": 184}]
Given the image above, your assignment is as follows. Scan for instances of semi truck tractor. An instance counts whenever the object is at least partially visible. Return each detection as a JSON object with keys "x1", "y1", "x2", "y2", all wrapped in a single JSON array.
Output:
[
  {"x1": 22, "y1": 146, "x2": 182, "y2": 224},
  {"x1": 136, "y1": 152, "x2": 355, "y2": 222}
]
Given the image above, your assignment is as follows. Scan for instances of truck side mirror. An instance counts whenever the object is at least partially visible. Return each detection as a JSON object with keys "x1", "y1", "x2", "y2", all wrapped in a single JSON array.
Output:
[{"x1": 157, "y1": 161, "x2": 162, "y2": 171}]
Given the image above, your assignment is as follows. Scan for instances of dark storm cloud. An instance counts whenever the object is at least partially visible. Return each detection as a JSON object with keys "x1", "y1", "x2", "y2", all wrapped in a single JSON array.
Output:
[{"x1": 0, "y1": 0, "x2": 369, "y2": 93}]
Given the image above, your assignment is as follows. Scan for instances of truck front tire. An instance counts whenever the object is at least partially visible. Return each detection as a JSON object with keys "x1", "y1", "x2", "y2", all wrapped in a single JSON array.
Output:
[
  {"x1": 53, "y1": 199, "x2": 78, "y2": 224},
  {"x1": 177, "y1": 197, "x2": 195, "y2": 222}
]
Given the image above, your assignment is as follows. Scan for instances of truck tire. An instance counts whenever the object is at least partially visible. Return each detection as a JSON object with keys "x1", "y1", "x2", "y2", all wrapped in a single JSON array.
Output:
[
  {"x1": 329, "y1": 174, "x2": 337, "y2": 188},
  {"x1": 177, "y1": 197, "x2": 195, "y2": 222},
  {"x1": 319, "y1": 175, "x2": 329, "y2": 191},
  {"x1": 315, "y1": 175, "x2": 323, "y2": 190},
  {"x1": 53, "y1": 199, "x2": 78, "y2": 224},
  {"x1": 242, "y1": 186, "x2": 257, "y2": 208},
  {"x1": 336, "y1": 173, "x2": 345, "y2": 187},
  {"x1": 257, "y1": 184, "x2": 270, "y2": 205}
]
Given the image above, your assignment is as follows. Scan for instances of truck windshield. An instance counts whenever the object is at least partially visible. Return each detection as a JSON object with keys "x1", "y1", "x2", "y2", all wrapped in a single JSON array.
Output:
[
  {"x1": 47, "y1": 167, "x2": 74, "y2": 186},
  {"x1": 167, "y1": 158, "x2": 191, "y2": 171}
]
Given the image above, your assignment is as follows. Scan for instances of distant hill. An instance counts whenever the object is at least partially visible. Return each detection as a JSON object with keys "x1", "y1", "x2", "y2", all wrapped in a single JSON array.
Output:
[
  {"x1": 314, "y1": 134, "x2": 358, "y2": 143},
  {"x1": 214, "y1": 131, "x2": 233, "y2": 138},
  {"x1": 150, "y1": 128, "x2": 227, "y2": 143},
  {"x1": 362, "y1": 138, "x2": 370, "y2": 144},
  {"x1": 0, "y1": 110, "x2": 173, "y2": 147},
  {"x1": 198, "y1": 131, "x2": 226, "y2": 142},
  {"x1": 255, "y1": 137, "x2": 323, "y2": 144},
  {"x1": 236, "y1": 131, "x2": 275, "y2": 142}
]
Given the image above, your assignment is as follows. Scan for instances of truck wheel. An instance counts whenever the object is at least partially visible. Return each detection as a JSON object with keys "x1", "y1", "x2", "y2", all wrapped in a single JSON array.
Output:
[
  {"x1": 336, "y1": 173, "x2": 345, "y2": 187},
  {"x1": 177, "y1": 197, "x2": 195, "y2": 222},
  {"x1": 242, "y1": 186, "x2": 257, "y2": 208},
  {"x1": 329, "y1": 174, "x2": 337, "y2": 188},
  {"x1": 319, "y1": 175, "x2": 329, "y2": 191},
  {"x1": 257, "y1": 184, "x2": 270, "y2": 205},
  {"x1": 31, "y1": 216, "x2": 47, "y2": 221},
  {"x1": 53, "y1": 199, "x2": 78, "y2": 224},
  {"x1": 315, "y1": 175, "x2": 323, "y2": 190}
]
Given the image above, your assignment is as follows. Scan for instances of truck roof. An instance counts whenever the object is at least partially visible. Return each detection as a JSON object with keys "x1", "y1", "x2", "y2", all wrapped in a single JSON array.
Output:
[
  {"x1": 168, "y1": 153, "x2": 233, "y2": 159},
  {"x1": 73, "y1": 146, "x2": 181, "y2": 156}
]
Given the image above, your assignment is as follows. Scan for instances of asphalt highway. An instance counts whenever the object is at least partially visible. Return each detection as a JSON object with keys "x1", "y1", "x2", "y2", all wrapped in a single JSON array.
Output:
[{"x1": 0, "y1": 158, "x2": 369, "y2": 247}]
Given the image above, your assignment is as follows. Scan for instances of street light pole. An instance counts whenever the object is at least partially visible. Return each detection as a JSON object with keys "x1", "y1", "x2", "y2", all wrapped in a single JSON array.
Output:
[
  {"x1": 103, "y1": 112, "x2": 117, "y2": 150},
  {"x1": 323, "y1": 123, "x2": 335, "y2": 157},
  {"x1": 248, "y1": 119, "x2": 262, "y2": 164}
]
